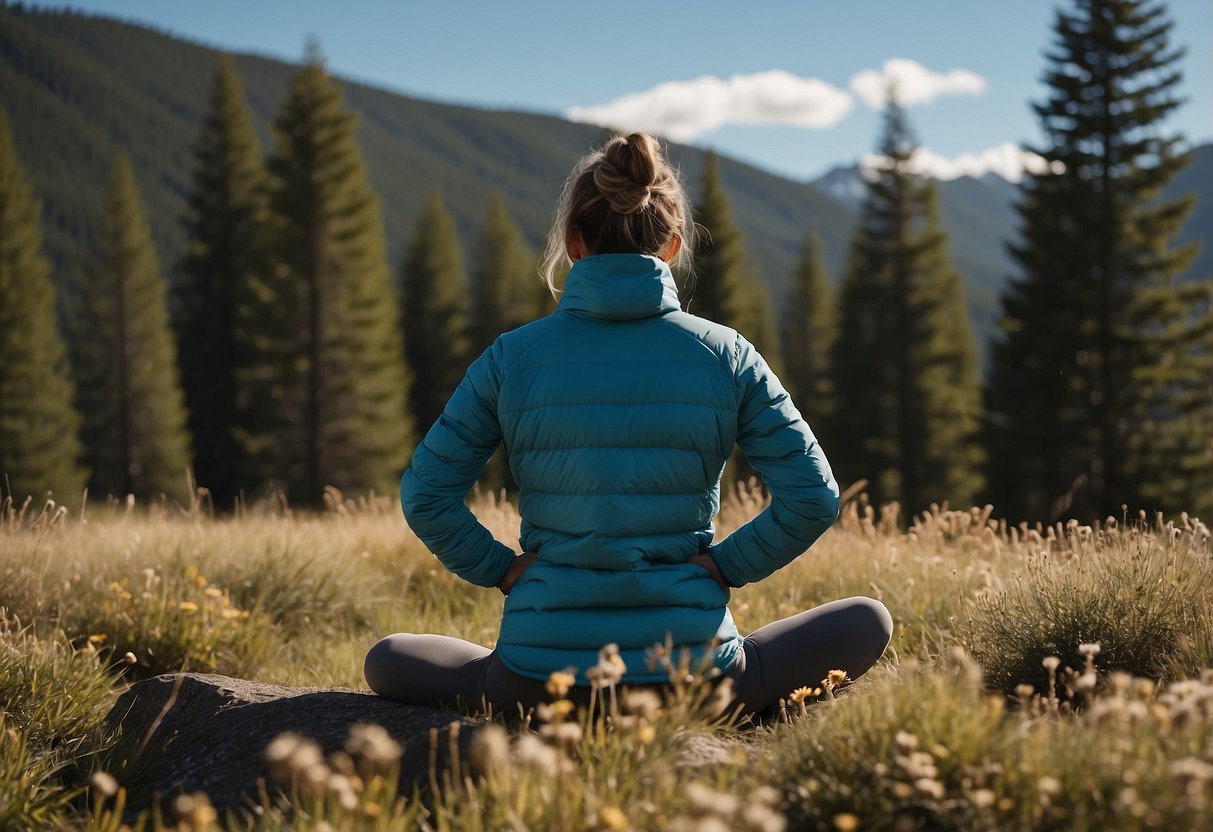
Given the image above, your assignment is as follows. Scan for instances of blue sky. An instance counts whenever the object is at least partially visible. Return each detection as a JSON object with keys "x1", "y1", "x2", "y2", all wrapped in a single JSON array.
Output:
[{"x1": 26, "y1": 0, "x2": 1213, "y2": 182}]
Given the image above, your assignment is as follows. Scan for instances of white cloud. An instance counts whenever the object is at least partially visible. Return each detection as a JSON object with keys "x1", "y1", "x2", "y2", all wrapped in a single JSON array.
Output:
[
  {"x1": 849, "y1": 58, "x2": 987, "y2": 110},
  {"x1": 566, "y1": 70, "x2": 853, "y2": 143},
  {"x1": 859, "y1": 142, "x2": 1064, "y2": 182}
]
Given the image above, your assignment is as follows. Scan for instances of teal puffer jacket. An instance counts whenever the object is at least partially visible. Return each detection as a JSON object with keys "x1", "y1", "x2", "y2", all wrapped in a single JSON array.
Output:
[{"x1": 401, "y1": 253, "x2": 839, "y2": 683}]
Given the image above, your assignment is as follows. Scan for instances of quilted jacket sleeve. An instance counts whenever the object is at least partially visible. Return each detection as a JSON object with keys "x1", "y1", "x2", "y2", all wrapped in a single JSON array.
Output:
[
  {"x1": 400, "y1": 341, "x2": 516, "y2": 588},
  {"x1": 709, "y1": 334, "x2": 840, "y2": 588}
]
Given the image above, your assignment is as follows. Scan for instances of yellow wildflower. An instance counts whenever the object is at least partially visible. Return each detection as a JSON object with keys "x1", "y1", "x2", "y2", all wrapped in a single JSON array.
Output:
[
  {"x1": 600, "y1": 805, "x2": 629, "y2": 831},
  {"x1": 546, "y1": 671, "x2": 576, "y2": 698},
  {"x1": 538, "y1": 698, "x2": 575, "y2": 721}
]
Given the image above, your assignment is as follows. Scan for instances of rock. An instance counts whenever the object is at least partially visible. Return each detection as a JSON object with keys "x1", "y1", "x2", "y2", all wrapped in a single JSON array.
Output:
[{"x1": 100, "y1": 673, "x2": 481, "y2": 817}]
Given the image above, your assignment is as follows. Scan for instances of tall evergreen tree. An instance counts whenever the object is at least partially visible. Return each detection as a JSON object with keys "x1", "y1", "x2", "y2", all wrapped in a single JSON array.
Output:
[
  {"x1": 738, "y1": 264, "x2": 783, "y2": 378},
  {"x1": 251, "y1": 48, "x2": 413, "y2": 505},
  {"x1": 0, "y1": 111, "x2": 85, "y2": 503},
  {"x1": 830, "y1": 96, "x2": 983, "y2": 517},
  {"x1": 780, "y1": 227, "x2": 835, "y2": 425},
  {"x1": 400, "y1": 193, "x2": 471, "y2": 436},
  {"x1": 691, "y1": 152, "x2": 776, "y2": 490},
  {"x1": 688, "y1": 152, "x2": 746, "y2": 329},
  {"x1": 174, "y1": 54, "x2": 266, "y2": 507},
  {"x1": 469, "y1": 196, "x2": 539, "y2": 493},
  {"x1": 470, "y1": 196, "x2": 538, "y2": 356},
  {"x1": 76, "y1": 157, "x2": 191, "y2": 501},
  {"x1": 987, "y1": 0, "x2": 1201, "y2": 521}
]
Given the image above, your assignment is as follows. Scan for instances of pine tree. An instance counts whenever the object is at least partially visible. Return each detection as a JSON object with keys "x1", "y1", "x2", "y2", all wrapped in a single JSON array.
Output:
[
  {"x1": 470, "y1": 196, "x2": 538, "y2": 356},
  {"x1": 738, "y1": 264, "x2": 783, "y2": 378},
  {"x1": 779, "y1": 227, "x2": 835, "y2": 425},
  {"x1": 174, "y1": 54, "x2": 266, "y2": 508},
  {"x1": 76, "y1": 157, "x2": 192, "y2": 502},
  {"x1": 830, "y1": 96, "x2": 983, "y2": 517},
  {"x1": 987, "y1": 0, "x2": 1201, "y2": 521},
  {"x1": 688, "y1": 152, "x2": 746, "y2": 329},
  {"x1": 469, "y1": 196, "x2": 539, "y2": 493},
  {"x1": 691, "y1": 152, "x2": 773, "y2": 490},
  {"x1": 400, "y1": 193, "x2": 471, "y2": 436},
  {"x1": 253, "y1": 48, "x2": 413, "y2": 505},
  {"x1": 0, "y1": 111, "x2": 85, "y2": 504}
]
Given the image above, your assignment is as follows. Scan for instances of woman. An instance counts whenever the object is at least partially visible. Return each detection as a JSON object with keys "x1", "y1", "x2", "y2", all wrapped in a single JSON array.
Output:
[{"x1": 364, "y1": 132, "x2": 892, "y2": 719}]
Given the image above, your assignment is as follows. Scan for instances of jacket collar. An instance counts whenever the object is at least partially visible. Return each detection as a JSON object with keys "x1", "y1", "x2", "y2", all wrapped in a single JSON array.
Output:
[{"x1": 558, "y1": 254, "x2": 682, "y2": 321}]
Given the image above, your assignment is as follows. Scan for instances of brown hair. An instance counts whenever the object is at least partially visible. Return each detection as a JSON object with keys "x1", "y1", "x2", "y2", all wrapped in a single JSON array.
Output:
[{"x1": 539, "y1": 132, "x2": 695, "y2": 295}]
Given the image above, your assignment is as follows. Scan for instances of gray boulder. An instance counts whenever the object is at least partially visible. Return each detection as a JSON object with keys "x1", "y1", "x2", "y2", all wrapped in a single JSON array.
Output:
[{"x1": 100, "y1": 673, "x2": 480, "y2": 817}]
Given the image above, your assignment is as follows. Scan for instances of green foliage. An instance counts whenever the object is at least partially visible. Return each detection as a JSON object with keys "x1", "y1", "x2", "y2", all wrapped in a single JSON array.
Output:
[
  {"x1": 987, "y1": 0, "x2": 1202, "y2": 521},
  {"x1": 75, "y1": 156, "x2": 192, "y2": 503},
  {"x1": 0, "y1": 110, "x2": 85, "y2": 505},
  {"x1": 779, "y1": 226, "x2": 835, "y2": 426},
  {"x1": 173, "y1": 54, "x2": 267, "y2": 508},
  {"x1": 829, "y1": 98, "x2": 984, "y2": 516},
  {"x1": 248, "y1": 54, "x2": 413, "y2": 505},
  {"x1": 400, "y1": 193, "x2": 472, "y2": 436}
]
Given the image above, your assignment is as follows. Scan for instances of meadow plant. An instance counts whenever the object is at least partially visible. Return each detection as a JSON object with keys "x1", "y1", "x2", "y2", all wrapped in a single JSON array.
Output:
[
  {"x1": 0, "y1": 488, "x2": 1209, "y2": 829},
  {"x1": 965, "y1": 512, "x2": 1213, "y2": 697},
  {"x1": 768, "y1": 653, "x2": 1213, "y2": 830},
  {"x1": 0, "y1": 715, "x2": 79, "y2": 831}
]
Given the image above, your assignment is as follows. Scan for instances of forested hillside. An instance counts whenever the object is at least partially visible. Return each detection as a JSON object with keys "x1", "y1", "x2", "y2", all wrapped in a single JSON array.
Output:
[
  {"x1": 0, "y1": 5, "x2": 849, "y2": 306},
  {"x1": 1, "y1": 4, "x2": 1208, "y2": 352}
]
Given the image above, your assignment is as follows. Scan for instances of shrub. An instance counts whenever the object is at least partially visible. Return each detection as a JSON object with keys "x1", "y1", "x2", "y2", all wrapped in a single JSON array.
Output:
[
  {"x1": 964, "y1": 517, "x2": 1213, "y2": 697},
  {"x1": 767, "y1": 655, "x2": 1213, "y2": 831}
]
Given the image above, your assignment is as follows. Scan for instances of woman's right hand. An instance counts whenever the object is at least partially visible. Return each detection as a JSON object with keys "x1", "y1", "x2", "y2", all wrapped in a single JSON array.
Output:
[
  {"x1": 497, "y1": 553, "x2": 539, "y2": 596},
  {"x1": 687, "y1": 553, "x2": 731, "y2": 592}
]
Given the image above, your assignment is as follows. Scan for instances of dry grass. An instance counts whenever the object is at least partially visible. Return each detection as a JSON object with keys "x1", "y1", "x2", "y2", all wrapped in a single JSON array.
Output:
[{"x1": 1, "y1": 485, "x2": 1210, "y2": 829}]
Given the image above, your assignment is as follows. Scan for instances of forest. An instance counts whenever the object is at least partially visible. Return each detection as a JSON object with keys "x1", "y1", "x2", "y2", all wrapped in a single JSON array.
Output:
[{"x1": 0, "y1": 0, "x2": 1210, "y2": 524}]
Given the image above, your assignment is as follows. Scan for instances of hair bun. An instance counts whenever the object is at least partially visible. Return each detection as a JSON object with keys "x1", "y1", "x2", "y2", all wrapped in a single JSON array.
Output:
[{"x1": 594, "y1": 133, "x2": 662, "y2": 214}]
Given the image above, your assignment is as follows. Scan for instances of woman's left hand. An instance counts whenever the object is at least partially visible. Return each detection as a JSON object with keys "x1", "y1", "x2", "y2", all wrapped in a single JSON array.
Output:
[
  {"x1": 498, "y1": 553, "x2": 539, "y2": 596},
  {"x1": 687, "y1": 553, "x2": 731, "y2": 592}
]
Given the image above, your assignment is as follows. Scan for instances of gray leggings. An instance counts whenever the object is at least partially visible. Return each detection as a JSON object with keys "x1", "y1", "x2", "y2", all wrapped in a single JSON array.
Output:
[{"x1": 364, "y1": 596, "x2": 892, "y2": 720}]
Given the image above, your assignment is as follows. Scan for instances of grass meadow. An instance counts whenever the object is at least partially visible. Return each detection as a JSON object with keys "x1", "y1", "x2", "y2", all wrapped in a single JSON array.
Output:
[{"x1": 1, "y1": 483, "x2": 1211, "y2": 830}]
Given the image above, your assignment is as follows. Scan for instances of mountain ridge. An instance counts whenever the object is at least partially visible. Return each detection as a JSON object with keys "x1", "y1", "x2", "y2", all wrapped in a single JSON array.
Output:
[{"x1": 1, "y1": 4, "x2": 1208, "y2": 357}]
